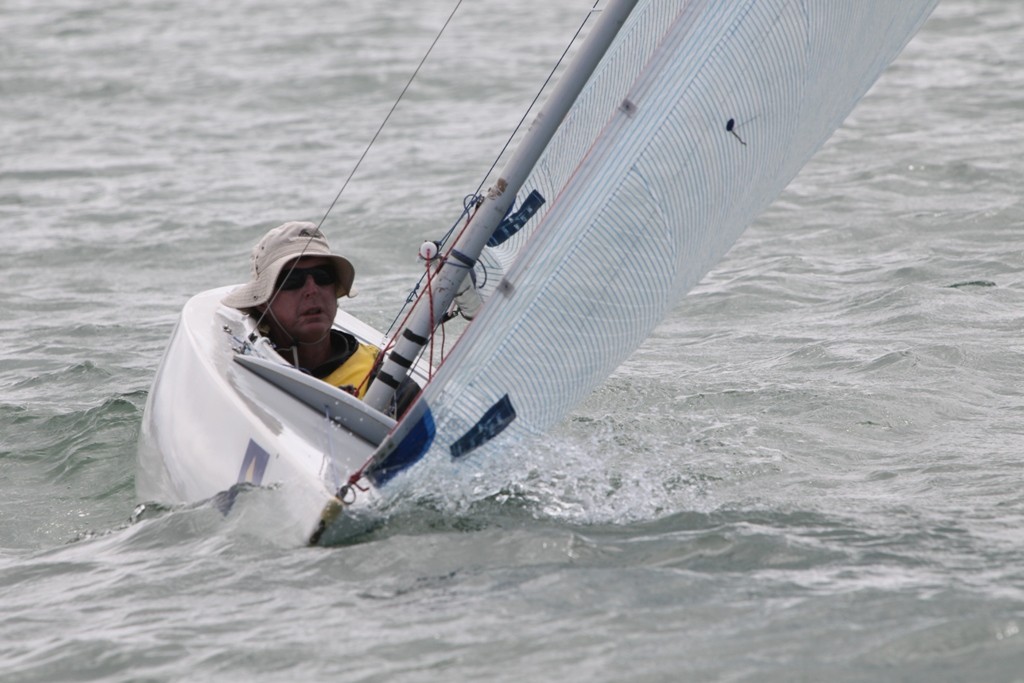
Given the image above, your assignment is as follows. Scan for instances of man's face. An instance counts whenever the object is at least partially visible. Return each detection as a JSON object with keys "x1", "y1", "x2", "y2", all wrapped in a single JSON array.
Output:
[{"x1": 260, "y1": 256, "x2": 339, "y2": 345}]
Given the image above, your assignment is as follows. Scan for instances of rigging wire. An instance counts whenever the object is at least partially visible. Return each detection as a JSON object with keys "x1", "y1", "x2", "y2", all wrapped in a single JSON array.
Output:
[
  {"x1": 314, "y1": 0, "x2": 468, "y2": 232},
  {"x1": 380, "y1": 2, "x2": 604, "y2": 340},
  {"x1": 469, "y1": 0, "x2": 603, "y2": 199},
  {"x1": 248, "y1": 0, "x2": 467, "y2": 345}
]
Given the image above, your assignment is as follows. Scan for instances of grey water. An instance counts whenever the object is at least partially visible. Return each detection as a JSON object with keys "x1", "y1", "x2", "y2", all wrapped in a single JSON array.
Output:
[{"x1": 2, "y1": 0, "x2": 1023, "y2": 680}]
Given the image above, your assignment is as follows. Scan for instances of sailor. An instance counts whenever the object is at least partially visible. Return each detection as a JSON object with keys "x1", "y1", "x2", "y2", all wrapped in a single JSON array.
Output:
[{"x1": 222, "y1": 221, "x2": 416, "y2": 415}]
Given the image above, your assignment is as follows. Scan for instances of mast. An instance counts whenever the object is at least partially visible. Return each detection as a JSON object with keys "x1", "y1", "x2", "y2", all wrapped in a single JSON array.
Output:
[{"x1": 364, "y1": 0, "x2": 640, "y2": 412}]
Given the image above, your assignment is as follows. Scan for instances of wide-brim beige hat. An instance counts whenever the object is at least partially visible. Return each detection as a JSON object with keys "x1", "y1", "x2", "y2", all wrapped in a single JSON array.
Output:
[{"x1": 222, "y1": 221, "x2": 355, "y2": 310}]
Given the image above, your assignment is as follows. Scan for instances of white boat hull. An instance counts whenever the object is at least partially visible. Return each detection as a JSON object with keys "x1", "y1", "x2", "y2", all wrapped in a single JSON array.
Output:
[{"x1": 137, "y1": 286, "x2": 419, "y2": 544}]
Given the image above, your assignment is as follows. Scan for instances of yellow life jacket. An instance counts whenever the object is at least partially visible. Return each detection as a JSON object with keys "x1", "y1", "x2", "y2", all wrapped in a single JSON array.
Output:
[{"x1": 322, "y1": 343, "x2": 379, "y2": 398}]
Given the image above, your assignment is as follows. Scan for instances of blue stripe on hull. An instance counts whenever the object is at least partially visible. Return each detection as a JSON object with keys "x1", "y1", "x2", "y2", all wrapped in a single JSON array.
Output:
[{"x1": 366, "y1": 409, "x2": 436, "y2": 486}]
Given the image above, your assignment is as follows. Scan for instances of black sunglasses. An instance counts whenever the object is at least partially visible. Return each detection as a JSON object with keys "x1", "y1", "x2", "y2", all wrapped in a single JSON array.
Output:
[{"x1": 276, "y1": 265, "x2": 337, "y2": 291}]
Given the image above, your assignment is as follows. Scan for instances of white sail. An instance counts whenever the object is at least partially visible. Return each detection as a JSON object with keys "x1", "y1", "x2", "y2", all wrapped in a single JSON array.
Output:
[{"x1": 377, "y1": 0, "x2": 939, "y2": 470}]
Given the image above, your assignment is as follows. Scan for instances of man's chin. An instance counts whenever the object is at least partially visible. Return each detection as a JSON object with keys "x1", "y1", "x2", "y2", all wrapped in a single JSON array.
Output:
[{"x1": 293, "y1": 321, "x2": 332, "y2": 342}]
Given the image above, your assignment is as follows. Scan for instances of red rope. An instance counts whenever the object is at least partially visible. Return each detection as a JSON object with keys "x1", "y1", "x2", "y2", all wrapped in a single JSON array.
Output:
[
  {"x1": 339, "y1": 203, "x2": 479, "y2": 501},
  {"x1": 425, "y1": 254, "x2": 437, "y2": 379}
]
